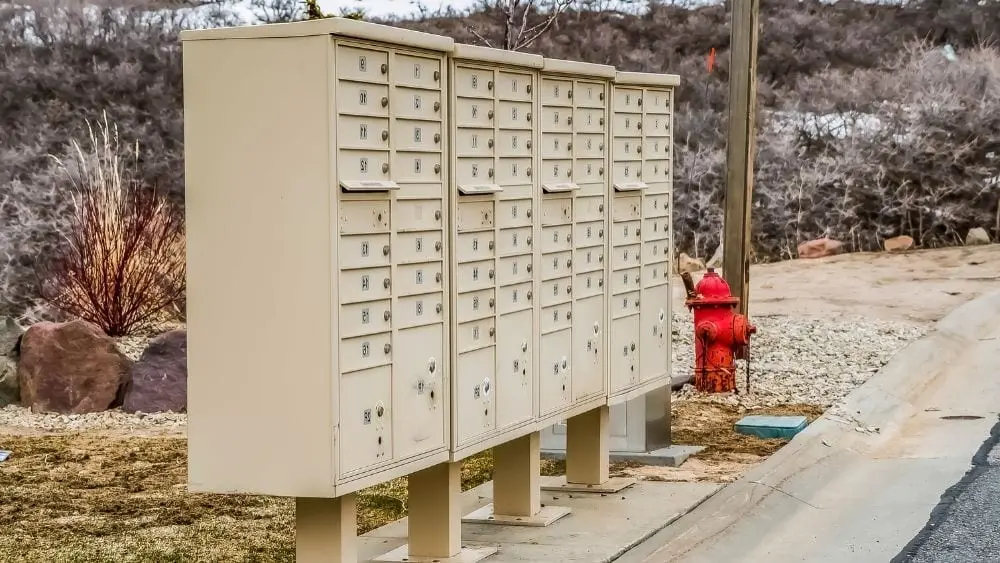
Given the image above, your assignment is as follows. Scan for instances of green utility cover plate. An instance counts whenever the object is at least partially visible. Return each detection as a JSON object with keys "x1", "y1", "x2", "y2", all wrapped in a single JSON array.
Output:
[{"x1": 734, "y1": 415, "x2": 808, "y2": 439}]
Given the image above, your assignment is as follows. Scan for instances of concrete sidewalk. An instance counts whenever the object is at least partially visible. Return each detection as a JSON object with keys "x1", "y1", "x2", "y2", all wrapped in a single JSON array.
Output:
[{"x1": 619, "y1": 289, "x2": 1000, "y2": 563}]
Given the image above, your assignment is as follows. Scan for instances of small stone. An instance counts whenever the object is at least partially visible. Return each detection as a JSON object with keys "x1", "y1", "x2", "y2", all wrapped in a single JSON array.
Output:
[
  {"x1": 677, "y1": 253, "x2": 706, "y2": 274},
  {"x1": 965, "y1": 227, "x2": 991, "y2": 246},
  {"x1": 884, "y1": 235, "x2": 914, "y2": 252},
  {"x1": 797, "y1": 238, "x2": 844, "y2": 259}
]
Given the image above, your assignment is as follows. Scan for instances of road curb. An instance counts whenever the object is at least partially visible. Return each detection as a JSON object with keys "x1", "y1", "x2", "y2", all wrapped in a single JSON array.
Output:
[{"x1": 618, "y1": 288, "x2": 1000, "y2": 563}]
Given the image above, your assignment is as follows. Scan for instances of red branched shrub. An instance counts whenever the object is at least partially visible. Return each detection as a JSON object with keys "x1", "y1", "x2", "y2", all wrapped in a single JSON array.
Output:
[{"x1": 37, "y1": 112, "x2": 185, "y2": 337}]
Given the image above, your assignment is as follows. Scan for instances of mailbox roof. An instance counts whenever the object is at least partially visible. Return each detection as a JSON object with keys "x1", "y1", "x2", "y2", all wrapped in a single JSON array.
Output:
[
  {"x1": 452, "y1": 43, "x2": 544, "y2": 69},
  {"x1": 614, "y1": 71, "x2": 681, "y2": 87},
  {"x1": 541, "y1": 58, "x2": 616, "y2": 79}
]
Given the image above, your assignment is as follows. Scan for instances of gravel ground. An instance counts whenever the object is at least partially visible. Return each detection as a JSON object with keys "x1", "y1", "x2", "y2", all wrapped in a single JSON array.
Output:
[{"x1": 0, "y1": 313, "x2": 926, "y2": 433}]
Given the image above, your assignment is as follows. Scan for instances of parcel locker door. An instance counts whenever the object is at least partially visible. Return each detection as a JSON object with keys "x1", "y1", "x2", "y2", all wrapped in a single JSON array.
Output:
[
  {"x1": 640, "y1": 285, "x2": 670, "y2": 383},
  {"x1": 572, "y1": 295, "x2": 605, "y2": 401},
  {"x1": 392, "y1": 324, "x2": 446, "y2": 460},
  {"x1": 495, "y1": 309, "x2": 534, "y2": 430}
]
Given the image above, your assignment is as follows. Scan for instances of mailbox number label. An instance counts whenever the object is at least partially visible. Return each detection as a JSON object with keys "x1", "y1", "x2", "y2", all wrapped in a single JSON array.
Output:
[
  {"x1": 416, "y1": 270, "x2": 424, "y2": 284},
  {"x1": 361, "y1": 341, "x2": 371, "y2": 358},
  {"x1": 359, "y1": 55, "x2": 367, "y2": 72},
  {"x1": 361, "y1": 241, "x2": 370, "y2": 257},
  {"x1": 361, "y1": 275, "x2": 370, "y2": 291},
  {"x1": 362, "y1": 308, "x2": 370, "y2": 324},
  {"x1": 416, "y1": 300, "x2": 423, "y2": 316}
]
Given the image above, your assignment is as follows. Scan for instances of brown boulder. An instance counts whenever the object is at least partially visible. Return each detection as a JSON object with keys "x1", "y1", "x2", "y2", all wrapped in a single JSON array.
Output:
[
  {"x1": 17, "y1": 320, "x2": 132, "y2": 414},
  {"x1": 884, "y1": 235, "x2": 914, "y2": 252},
  {"x1": 797, "y1": 238, "x2": 844, "y2": 259},
  {"x1": 123, "y1": 329, "x2": 187, "y2": 413}
]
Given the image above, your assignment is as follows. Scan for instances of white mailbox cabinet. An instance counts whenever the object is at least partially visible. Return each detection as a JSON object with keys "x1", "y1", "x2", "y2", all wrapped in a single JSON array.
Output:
[
  {"x1": 535, "y1": 59, "x2": 616, "y2": 427},
  {"x1": 448, "y1": 44, "x2": 544, "y2": 461},
  {"x1": 607, "y1": 71, "x2": 678, "y2": 405},
  {"x1": 182, "y1": 19, "x2": 455, "y2": 498}
]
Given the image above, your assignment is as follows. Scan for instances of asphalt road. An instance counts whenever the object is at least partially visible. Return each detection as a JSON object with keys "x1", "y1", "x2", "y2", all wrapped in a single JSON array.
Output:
[{"x1": 894, "y1": 419, "x2": 1000, "y2": 562}]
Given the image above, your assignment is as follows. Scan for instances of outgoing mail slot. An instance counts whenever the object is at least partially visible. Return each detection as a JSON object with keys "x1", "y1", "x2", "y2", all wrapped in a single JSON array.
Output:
[
  {"x1": 611, "y1": 267, "x2": 641, "y2": 295},
  {"x1": 612, "y1": 112, "x2": 642, "y2": 137},
  {"x1": 574, "y1": 246, "x2": 604, "y2": 274},
  {"x1": 340, "y1": 299, "x2": 392, "y2": 338},
  {"x1": 611, "y1": 290, "x2": 641, "y2": 318},
  {"x1": 575, "y1": 197, "x2": 605, "y2": 224},
  {"x1": 397, "y1": 231, "x2": 444, "y2": 264},
  {"x1": 542, "y1": 133, "x2": 573, "y2": 160},
  {"x1": 456, "y1": 231, "x2": 496, "y2": 262},
  {"x1": 541, "y1": 78, "x2": 573, "y2": 106},
  {"x1": 337, "y1": 82, "x2": 390, "y2": 117},
  {"x1": 542, "y1": 225, "x2": 574, "y2": 253},
  {"x1": 497, "y1": 282, "x2": 532, "y2": 315},
  {"x1": 642, "y1": 159, "x2": 671, "y2": 185},
  {"x1": 497, "y1": 71, "x2": 533, "y2": 102},
  {"x1": 396, "y1": 199, "x2": 443, "y2": 232},
  {"x1": 393, "y1": 87, "x2": 443, "y2": 121},
  {"x1": 575, "y1": 80, "x2": 607, "y2": 108},
  {"x1": 575, "y1": 133, "x2": 605, "y2": 158},
  {"x1": 643, "y1": 261, "x2": 670, "y2": 287},
  {"x1": 456, "y1": 157, "x2": 496, "y2": 190},
  {"x1": 495, "y1": 199, "x2": 532, "y2": 229},
  {"x1": 456, "y1": 200, "x2": 494, "y2": 231},
  {"x1": 612, "y1": 137, "x2": 643, "y2": 162},
  {"x1": 642, "y1": 112, "x2": 670, "y2": 137},
  {"x1": 574, "y1": 108, "x2": 606, "y2": 134},
  {"x1": 339, "y1": 233, "x2": 391, "y2": 269},
  {"x1": 336, "y1": 44, "x2": 389, "y2": 84},
  {"x1": 339, "y1": 200, "x2": 390, "y2": 234},
  {"x1": 613, "y1": 87, "x2": 643, "y2": 113},
  {"x1": 612, "y1": 244, "x2": 641, "y2": 271},
  {"x1": 643, "y1": 192, "x2": 671, "y2": 218},
  {"x1": 644, "y1": 88, "x2": 672, "y2": 114},
  {"x1": 339, "y1": 267, "x2": 391, "y2": 304},
  {"x1": 495, "y1": 226, "x2": 532, "y2": 255},
  {"x1": 498, "y1": 100, "x2": 532, "y2": 130},
  {"x1": 496, "y1": 157, "x2": 532, "y2": 186},
  {"x1": 541, "y1": 106, "x2": 573, "y2": 133},
  {"x1": 613, "y1": 196, "x2": 641, "y2": 222},
  {"x1": 394, "y1": 53, "x2": 442, "y2": 90},
  {"x1": 394, "y1": 119, "x2": 443, "y2": 153},
  {"x1": 455, "y1": 128, "x2": 495, "y2": 158},
  {"x1": 497, "y1": 254, "x2": 533, "y2": 286},
  {"x1": 573, "y1": 220, "x2": 605, "y2": 248},
  {"x1": 456, "y1": 259, "x2": 494, "y2": 293},
  {"x1": 395, "y1": 261, "x2": 444, "y2": 296},
  {"x1": 455, "y1": 65, "x2": 496, "y2": 99},
  {"x1": 643, "y1": 239, "x2": 671, "y2": 264},
  {"x1": 338, "y1": 115, "x2": 390, "y2": 150},
  {"x1": 612, "y1": 220, "x2": 641, "y2": 246},
  {"x1": 454, "y1": 97, "x2": 496, "y2": 128},
  {"x1": 497, "y1": 130, "x2": 533, "y2": 158},
  {"x1": 643, "y1": 216, "x2": 670, "y2": 242},
  {"x1": 541, "y1": 250, "x2": 572, "y2": 280},
  {"x1": 541, "y1": 197, "x2": 573, "y2": 225},
  {"x1": 573, "y1": 159, "x2": 605, "y2": 185},
  {"x1": 457, "y1": 288, "x2": 496, "y2": 323},
  {"x1": 458, "y1": 317, "x2": 496, "y2": 353},
  {"x1": 541, "y1": 276, "x2": 573, "y2": 307},
  {"x1": 540, "y1": 303, "x2": 573, "y2": 334},
  {"x1": 395, "y1": 293, "x2": 445, "y2": 329},
  {"x1": 338, "y1": 149, "x2": 391, "y2": 185},
  {"x1": 394, "y1": 152, "x2": 443, "y2": 184},
  {"x1": 339, "y1": 331, "x2": 392, "y2": 373},
  {"x1": 575, "y1": 271, "x2": 604, "y2": 299},
  {"x1": 612, "y1": 160, "x2": 642, "y2": 186}
]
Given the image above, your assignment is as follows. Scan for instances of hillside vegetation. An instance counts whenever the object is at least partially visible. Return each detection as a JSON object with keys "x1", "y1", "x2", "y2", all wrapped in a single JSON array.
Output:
[{"x1": 1, "y1": 0, "x2": 999, "y2": 319}]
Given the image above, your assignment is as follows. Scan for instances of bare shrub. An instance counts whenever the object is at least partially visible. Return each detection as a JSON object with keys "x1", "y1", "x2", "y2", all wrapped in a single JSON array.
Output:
[{"x1": 37, "y1": 112, "x2": 185, "y2": 337}]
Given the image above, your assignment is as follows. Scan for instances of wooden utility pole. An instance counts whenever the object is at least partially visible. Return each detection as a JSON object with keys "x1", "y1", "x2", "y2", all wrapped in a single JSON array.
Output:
[{"x1": 722, "y1": 0, "x2": 760, "y2": 320}]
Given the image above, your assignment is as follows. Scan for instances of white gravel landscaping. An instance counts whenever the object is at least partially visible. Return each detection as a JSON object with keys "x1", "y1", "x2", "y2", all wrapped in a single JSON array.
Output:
[{"x1": 0, "y1": 312, "x2": 927, "y2": 433}]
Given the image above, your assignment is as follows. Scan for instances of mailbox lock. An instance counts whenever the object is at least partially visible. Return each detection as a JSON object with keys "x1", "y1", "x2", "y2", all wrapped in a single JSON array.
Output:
[
  {"x1": 637, "y1": 145, "x2": 642, "y2": 154},
  {"x1": 567, "y1": 142, "x2": 573, "y2": 151},
  {"x1": 487, "y1": 80, "x2": 494, "y2": 90},
  {"x1": 381, "y1": 96, "x2": 389, "y2": 107},
  {"x1": 434, "y1": 133, "x2": 441, "y2": 144},
  {"x1": 599, "y1": 142, "x2": 605, "y2": 150},
  {"x1": 436, "y1": 272, "x2": 443, "y2": 282},
  {"x1": 598, "y1": 278, "x2": 604, "y2": 287},
  {"x1": 489, "y1": 297, "x2": 495, "y2": 308},
  {"x1": 489, "y1": 327, "x2": 495, "y2": 337},
  {"x1": 488, "y1": 138, "x2": 495, "y2": 148},
  {"x1": 630, "y1": 342, "x2": 636, "y2": 352},
  {"x1": 527, "y1": 290, "x2": 533, "y2": 300},
  {"x1": 435, "y1": 241, "x2": 443, "y2": 251},
  {"x1": 384, "y1": 343, "x2": 392, "y2": 354},
  {"x1": 526, "y1": 112, "x2": 532, "y2": 122},
  {"x1": 526, "y1": 84, "x2": 533, "y2": 94},
  {"x1": 566, "y1": 233, "x2": 572, "y2": 243},
  {"x1": 383, "y1": 245, "x2": 390, "y2": 256},
  {"x1": 598, "y1": 203, "x2": 604, "y2": 212},
  {"x1": 635, "y1": 275, "x2": 641, "y2": 284},
  {"x1": 637, "y1": 122, "x2": 643, "y2": 130},
  {"x1": 567, "y1": 168, "x2": 572, "y2": 178},
  {"x1": 435, "y1": 210, "x2": 442, "y2": 220},
  {"x1": 526, "y1": 208, "x2": 532, "y2": 218},
  {"x1": 488, "y1": 240, "x2": 495, "y2": 250},
  {"x1": 566, "y1": 285, "x2": 572, "y2": 294},
  {"x1": 488, "y1": 269, "x2": 495, "y2": 279},
  {"x1": 434, "y1": 101, "x2": 441, "y2": 112},
  {"x1": 382, "y1": 163, "x2": 390, "y2": 173},
  {"x1": 567, "y1": 116, "x2": 573, "y2": 125},
  {"x1": 376, "y1": 404, "x2": 385, "y2": 417},
  {"x1": 599, "y1": 228, "x2": 604, "y2": 237},
  {"x1": 526, "y1": 236, "x2": 532, "y2": 246},
  {"x1": 383, "y1": 310, "x2": 391, "y2": 321},
  {"x1": 567, "y1": 89, "x2": 573, "y2": 99},
  {"x1": 526, "y1": 140, "x2": 532, "y2": 149},
  {"x1": 561, "y1": 357, "x2": 568, "y2": 370},
  {"x1": 381, "y1": 130, "x2": 389, "y2": 141},
  {"x1": 599, "y1": 254, "x2": 604, "y2": 262},
  {"x1": 664, "y1": 246, "x2": 669, "y2": 255},
  {"x1": 436, "y1": 303, "x2": 443, "y2": 313},
  {"x1": 594, "y1": 322, "x2": 600, "y2": 334},
  {"x1": 380, "y1": 63, "x2": 388, "y2": 75},
  {"x1": 599, "y1": 167, "x2": 605, "y2": 176},
  {"x1": 383, "y1": 278, "x2": 391, "y2": 288},
  {"x1": 599, "y1": 117, "x2": 605, "y2": 126},
  {"x1": 637, "y1": 98, "x2": 643, "y2": 106},
  {"x1": 488, "y1": 168, "x2": 495, "y2": 178},
  {"x1": 434, "y1": 164, "x2": 441, "y2": 174},
  {"x1": 428, "y1": 357, "x2": 437, "y2": 373},
  {"x1": 566, "y1": 311, "x2": 572, "y2": 320},
  {"x1": 521, "y1": 341, "x2": 528, "y2": 353},
  {"x1": 526, "y1": 263, "x2": 532, "y2": 273},
  {"x1": 488, "y1": 109, "x2": 495, "y2": 119},
  {"x1": 566, "y1": 259, "x2": 573, "y2": 267},
  {"x1": 526, "y1": 167, "x2": 532, "y2": 177},
  {"x1": 599, "y1": 91, "x2": 605, "y2": 100}
]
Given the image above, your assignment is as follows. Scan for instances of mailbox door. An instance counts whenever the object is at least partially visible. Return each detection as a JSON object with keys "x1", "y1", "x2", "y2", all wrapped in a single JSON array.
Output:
[
  {"x1": 640, "y1": 285, "x2": 670, "y2": 383},
  {"x1": 339, "y1": 365, "x2": 393, "y2": 476},
  {"x1": 539, "y1": 329, "x2": 573, "y2": 416},
  {"x1": 495, "y1": 309, "x2": 534, "y2": 430},
  {"x1": 393, "y1": 324, "x2": 446, "y2": 460},
  {"x1": 610, "y1": 316, "x2": 640, "y2": 393},
  {"x1": 572, "y1": 295, "x2": 605, "y2": 401},
  {"x1": 456, "y1": 347, "x2": 497, "y2": 446}
]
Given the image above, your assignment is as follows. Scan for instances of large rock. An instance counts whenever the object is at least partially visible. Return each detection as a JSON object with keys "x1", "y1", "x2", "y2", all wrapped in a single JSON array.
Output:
[
  {"x1": 123, "y1": 329, "x2": 187, "y2": 413},
  {"x1": 884, "y1": 235, "x2": 915, "y2": 252},
  {"x1": 0, "y1": 316, "x2": 22, "y2": 355},
  {"x1": 677, "y1": 252, "x2": 706, "y2": 275},
  {"x1": 0, "y1": 356, "x2": 17, "y2": 406},
  {"x1": 966, "y1": 227, "x2": 991, "y2": 246},
  {"x1": 797, "y1": 238, "x2": 844, "y2": 259},
  {"x1": 17, "y1": 320, "x2": 132, "y2": 414}
]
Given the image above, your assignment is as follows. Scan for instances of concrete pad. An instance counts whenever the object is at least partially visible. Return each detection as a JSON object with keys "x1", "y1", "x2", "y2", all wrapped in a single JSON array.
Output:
[
  {"x1": 541, "y1": 445, "x2": 704, "y2": 467},
  {"x1": 358, "y1": 478, "x2": 720, "y2": 563},
  {"x1": 539, "y1": 475, "x2": 637, "y2": 493},
  {"x1": 372, "y1": 544, "x2": 498, "y2": 563},
  {"x1": 462, "y1": 503, "x2": 572, "y2": 527}
]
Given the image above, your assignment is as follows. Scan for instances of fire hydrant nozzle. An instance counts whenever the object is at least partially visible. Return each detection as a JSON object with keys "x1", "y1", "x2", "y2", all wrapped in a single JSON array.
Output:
[{"x1": 685, "y1": 268, "x2": 757, "y2": 394}]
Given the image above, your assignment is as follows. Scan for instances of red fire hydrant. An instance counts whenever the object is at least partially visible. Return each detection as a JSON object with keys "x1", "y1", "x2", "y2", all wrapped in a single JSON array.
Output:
[{"x1": 682, "y1": 268, "x2": 757, "y2": 394}]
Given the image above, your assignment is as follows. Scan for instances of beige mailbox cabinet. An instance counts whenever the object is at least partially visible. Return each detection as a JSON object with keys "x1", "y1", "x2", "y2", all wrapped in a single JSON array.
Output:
[
  {"x1": 607, "y1": 71, "x2": 678, "y2": 404},
  {"x1": 183, "y1": 19, "x2": 455, "y2": 499},
  {"x1": 448, "y1": 44, "x2": 543, "y2": 460}
]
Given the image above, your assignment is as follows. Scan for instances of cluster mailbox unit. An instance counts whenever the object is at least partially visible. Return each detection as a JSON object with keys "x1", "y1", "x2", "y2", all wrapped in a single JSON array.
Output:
[{"x1": 182, "y1": 17, "x2": 677, "y2": 563}]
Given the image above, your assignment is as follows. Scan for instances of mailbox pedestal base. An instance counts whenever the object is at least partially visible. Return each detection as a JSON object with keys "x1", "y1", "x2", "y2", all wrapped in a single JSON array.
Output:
[
  {"x1": 541, "y1": 406, "x2": 636, "y2": 493},
  {"x1": 295, "y1": 494, "x2": 356, "y2": 563}
]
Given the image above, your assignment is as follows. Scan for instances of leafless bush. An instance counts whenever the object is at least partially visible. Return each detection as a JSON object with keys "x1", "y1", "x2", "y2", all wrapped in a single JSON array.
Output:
[{"x1": 37, "y1": 112, "x2": 185, "y2": 337}]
